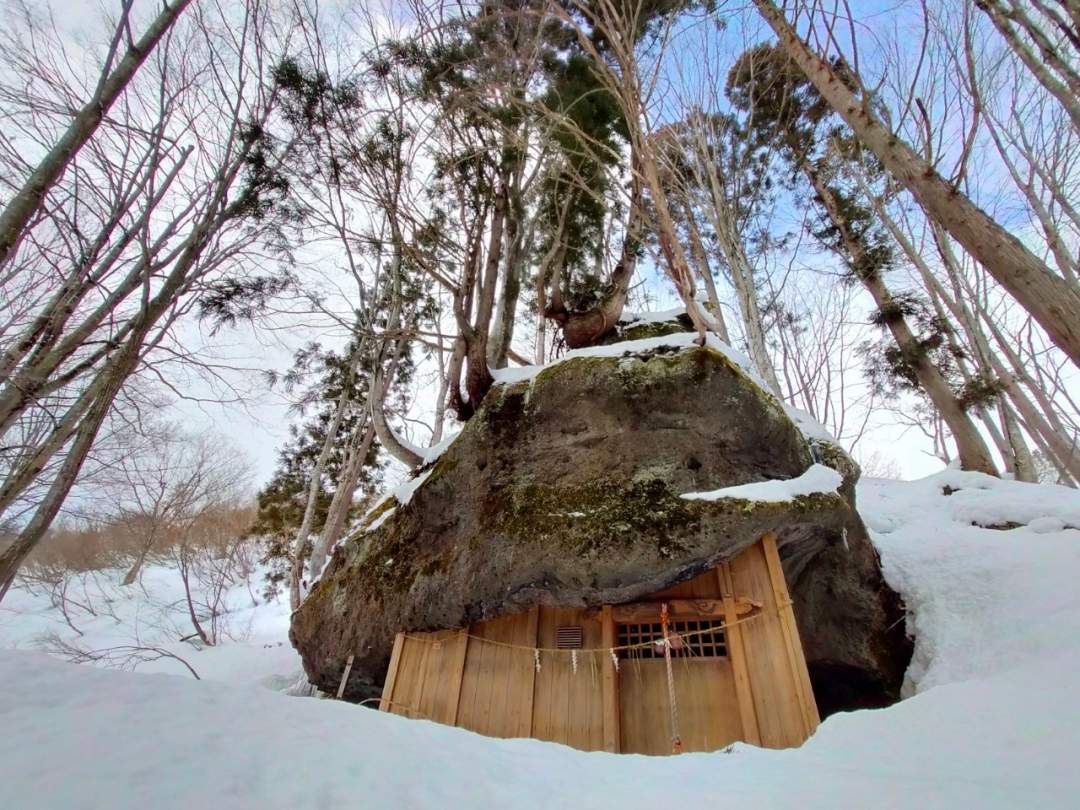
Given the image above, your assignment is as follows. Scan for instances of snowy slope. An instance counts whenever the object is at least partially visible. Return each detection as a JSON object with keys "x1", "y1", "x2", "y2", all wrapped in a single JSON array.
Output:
[
  {"x1": 0, "y1": 561, "x2": 301, "y2": 689},
  {"x1": 2, "y1": 472, "x2": 1079, "y2": 809}
]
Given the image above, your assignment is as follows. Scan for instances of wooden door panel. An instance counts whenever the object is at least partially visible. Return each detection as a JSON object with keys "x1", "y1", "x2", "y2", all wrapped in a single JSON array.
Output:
[{"x1": 618, "y1": 658, "x2": 743, "y2": 754}]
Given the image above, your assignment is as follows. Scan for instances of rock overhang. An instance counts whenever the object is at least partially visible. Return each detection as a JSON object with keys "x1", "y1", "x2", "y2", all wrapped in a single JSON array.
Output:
[{"x1": 291, "y1": 336, "x2": 910, "y2": 707}]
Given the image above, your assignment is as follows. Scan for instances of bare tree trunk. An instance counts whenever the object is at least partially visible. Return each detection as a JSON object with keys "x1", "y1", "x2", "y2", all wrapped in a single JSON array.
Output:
[
  {"x1": 865, "y1": 272, "x2": 998, "y2": 474},
  {"x1": 307, "y1": 419, "x2": 376, "y2": 585},
  {"x1": 692, "y1": 143, "x2": 781, "y2": 391},
  {"x1": 545, "y1": 172, "x2": 642, "y2": 348},
  {"x1": 0, "y1": 0, "x2": 193, "y2": 268},
  {"x1": 121, "y1": 536, "x2": 156, "y2": 587},
  {"x1": 684, "y1": 207, "x2": 730, "y2": 343},
  {"x1": 462, "y1": 182, "x2": 507, "y2": 406},
  {"x1": 288, "y1": 350, "x2": 361, "y2": 610},
  {"x1": 533, "y1": 205, "x2": 572, "y2": 364},
  {"x1": 0, "y1": 1, "x2": 283, "y2": 599},
  {"x1": 855, "y1": 150, "x2": 1075, "y2": 482},
  {"x1": 370, "y1": 234, "x2": 424, "y2": 467},
  {"x1": 177, "y1": 546, "x2": 212, "y2": 647},
  {"x1": 488, "y1": 173, "x2": 529, "y2": 369},
  {"x1": 976, "y1": 0, "x2": 1080, "y2": 134},
  {"x1": 369, "y1": 370, "x2": 423, "y2": 468},
  {"x1": 0, "y1": 348, "x2": 133, "y2": 599},
  {"x1": 807, "y1": 169, "x2": 998, "y2": 474},
  {"x1": 999, "y1": 399, "x2": 1039, "y2": 482},
  {"x1": 753, "y1": 0, "x2": 1080, "y2": 366}
]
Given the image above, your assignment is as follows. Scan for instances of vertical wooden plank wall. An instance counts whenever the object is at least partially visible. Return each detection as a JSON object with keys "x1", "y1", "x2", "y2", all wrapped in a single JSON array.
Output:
[
  {"x1": 600, "y1": 606, "x2": 620, "y2": 752},
  {"x1": 532, "y1": 607, "x2": 605, "y2": 750},
  {"x1": 718, "y1": 564, "x2": 762, "y2": 745},
  {"x1": 379, "y1": 633, "x2": 405, "y2": 712},
  {"x1": 727, "y1": 535, "x2": 820, "y2": 747},
  {"x1": 381, "y1": 535, "x2": 818, "y2": 752},
  {"x1": 761, "y1": 533, "x2": 821, "y2": 733},
  {"x1": 456, "y1": 607, "x2": 538, "y2": 738},
  {"x1": 382, "y1": 629, "x2": 467, "y2": 723}
]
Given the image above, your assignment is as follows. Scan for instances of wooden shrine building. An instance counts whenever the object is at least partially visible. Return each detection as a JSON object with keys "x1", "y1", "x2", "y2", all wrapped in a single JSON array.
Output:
[{"x1": 379, "y1": 533, "x2": 819, "y2": 754}]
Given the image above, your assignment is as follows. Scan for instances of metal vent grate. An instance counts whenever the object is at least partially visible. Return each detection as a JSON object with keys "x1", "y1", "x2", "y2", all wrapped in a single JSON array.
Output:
[
  {"x1": 617, "y1": 619, "x2": 727, "y2": 659},
  {"x1": 555, "y1": 625, "x2": 584, "y2": 649}
]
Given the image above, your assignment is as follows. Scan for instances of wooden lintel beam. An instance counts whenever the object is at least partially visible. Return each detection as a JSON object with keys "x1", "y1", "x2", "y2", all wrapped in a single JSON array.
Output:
[{"x1": 610, "y1": 597, "x2": 759, "y2": 624}]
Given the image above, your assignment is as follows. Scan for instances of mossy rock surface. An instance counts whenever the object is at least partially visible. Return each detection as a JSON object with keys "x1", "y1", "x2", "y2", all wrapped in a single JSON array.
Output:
[{"x1": 291, "y1": 343, "x2": 910, "y2": 709}]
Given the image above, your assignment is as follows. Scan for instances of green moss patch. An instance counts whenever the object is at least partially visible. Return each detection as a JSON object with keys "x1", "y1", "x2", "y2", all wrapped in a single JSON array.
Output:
[{"x1": 498, "y1": 477, "x2": 701, "y2": 559}]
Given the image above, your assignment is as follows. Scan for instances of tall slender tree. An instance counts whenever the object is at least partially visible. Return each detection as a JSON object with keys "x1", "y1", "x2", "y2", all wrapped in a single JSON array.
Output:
[
  {"x1": 729, "y1": 43, "x2": 999, "y2": 474},
  {"x1": 750, "y1": 0, "x2": 1080, "y2": 367}
]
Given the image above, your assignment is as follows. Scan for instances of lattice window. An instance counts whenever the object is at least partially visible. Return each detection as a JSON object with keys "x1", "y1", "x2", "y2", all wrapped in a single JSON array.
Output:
[{"x1": 616, "y1": 619, "x2": 727, "y2": 659}]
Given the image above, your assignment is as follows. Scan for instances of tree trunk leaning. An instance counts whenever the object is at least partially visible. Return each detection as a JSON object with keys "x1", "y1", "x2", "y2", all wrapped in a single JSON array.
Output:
[
  {"x1": 753, "y1": 0, "x2": 1080, "y2": 367},
  {"x1": 0, "y1": 0, "x2": 193, "y2": 268}
]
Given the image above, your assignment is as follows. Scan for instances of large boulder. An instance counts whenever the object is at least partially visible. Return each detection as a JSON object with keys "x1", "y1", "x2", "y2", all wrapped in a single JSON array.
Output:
[{"x1": 291, "y1": 335, "x2": 911, "y2": 713}]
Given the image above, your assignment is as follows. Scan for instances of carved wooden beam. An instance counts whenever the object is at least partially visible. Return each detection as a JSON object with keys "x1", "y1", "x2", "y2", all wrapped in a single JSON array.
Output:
[{"x1": 610, "y1": 597, "x2": 759, "y2": 623}]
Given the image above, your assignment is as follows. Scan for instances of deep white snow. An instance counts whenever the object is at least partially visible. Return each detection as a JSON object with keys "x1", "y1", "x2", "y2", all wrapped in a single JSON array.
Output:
[{"x1": 2, "y1": 470, "x2": 1079, "y2": 808}]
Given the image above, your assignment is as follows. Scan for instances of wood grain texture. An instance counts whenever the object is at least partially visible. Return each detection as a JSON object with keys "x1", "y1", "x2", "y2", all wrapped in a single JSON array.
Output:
[
  {"x1": 379, "y1": 633, "x2": 405, "y2": 712},
  {"x1": 611, "y1": 597, "x2": 755, "y2": 622},
  {"x1": 762, "y1": 532, "x2": 821, "y2": 735},
  {"x1": 601, "y1": 605, "x2": 620, "y2": 752},
  {"x1": 718, "y1": 563, "x2": 761, "y2": 745},
  {"x1": 729, "y1": 541, "x2": 807, "y2": 747},
  {"x1": 379, "y1": 540, "x2": 817, "y2": 754}
]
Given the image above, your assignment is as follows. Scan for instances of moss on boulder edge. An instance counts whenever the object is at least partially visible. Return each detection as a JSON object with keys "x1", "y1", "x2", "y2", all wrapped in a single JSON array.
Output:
[{"x1": 291, "y1": 343, "x2": 910, "y2": 711}]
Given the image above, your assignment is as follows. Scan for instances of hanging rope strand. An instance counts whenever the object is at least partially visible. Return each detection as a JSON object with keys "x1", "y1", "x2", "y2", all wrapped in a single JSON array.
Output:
[
  {"x1": 398, "y1": 600, "x2": 787, "y2": 654},
  {"x1": 660, "y1": 602, "x2": 683, "y2": 754}
]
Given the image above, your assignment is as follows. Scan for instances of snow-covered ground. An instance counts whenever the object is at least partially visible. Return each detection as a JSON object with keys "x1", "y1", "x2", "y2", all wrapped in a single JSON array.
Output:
[
  {"x1": 2, "y1": 471, "x2": 1079, "y2": 809},
  {"x1": 0, "y1": 559, "x2": 300, "y2": 689}
]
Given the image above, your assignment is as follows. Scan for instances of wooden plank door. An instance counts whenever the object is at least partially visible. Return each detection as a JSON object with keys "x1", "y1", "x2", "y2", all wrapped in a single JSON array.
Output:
[{"x1": 618, "y1": 656, "x2": 743, "y2": 754}]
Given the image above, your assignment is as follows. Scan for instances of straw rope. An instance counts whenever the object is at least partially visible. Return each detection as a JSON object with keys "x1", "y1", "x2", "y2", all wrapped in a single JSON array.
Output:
[
  {"x1": 398, "y1": 599, "x2": 792, "y2": 655},
  {"x1": 371, "y1": 600, "x2": 797, "y2": 734}
]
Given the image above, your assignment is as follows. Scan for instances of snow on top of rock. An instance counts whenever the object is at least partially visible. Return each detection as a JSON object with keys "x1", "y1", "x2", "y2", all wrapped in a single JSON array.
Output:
[
  {"x1": 363, "y1": 505, "x2": 396, "y2": 534},
  {"x1": 395, "y1": 429, "x2": 461, "y2": 467},
  {"x1": 491, "y1": 331, "x2": 747, "y2": 385},
  {"x1": 350, "y1": 432, "x2": 461, "y2": 539},
  {"x1": 680, "y1": 463, "x2": 843, "y2": 503},
  {"x1": 784, "y1": 405, "x2": 835, "y2": 443},
  {"x1": 360, "y1": 467, "x2": 433, "y2": 527},
  {"x1": 418, "y1": 431, "x2": 459, "y2": 465},
  {"x1": 361, "y1": 321, "x2": 839, "y2": 535},
  {"x1": 618, "y1": 305, "x2": 688, "y2": 324},
  {"x1": 491, "y1": 329, "x2": 838, "y2": 445}
]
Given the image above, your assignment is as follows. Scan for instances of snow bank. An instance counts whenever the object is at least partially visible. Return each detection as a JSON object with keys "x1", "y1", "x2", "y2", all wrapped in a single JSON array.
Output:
[
  {"x1": 0, "y1": 562, "x2": 300, "y2": 690},
  {"x1": 3, "y1": 472, "x2": 1080, "y2": 808},
  {"x1": 681, "y1": 463, "x2": 842, "y2": 503},
  {"x1": 1, "y1": 627, "x2": 1075, "y2": 809},
  {"x1": 862, "y1": 471, "x2": 1080, "y2": 695}
]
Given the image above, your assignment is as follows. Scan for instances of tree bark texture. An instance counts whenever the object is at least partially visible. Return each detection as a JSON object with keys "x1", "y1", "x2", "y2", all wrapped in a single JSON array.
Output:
[
  {"x1": 754, "y1": 0, "x2": 1080, "y2": 367},
  {"x1": 0, "y1": 0, "x2": 193, "y2": 268}
]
